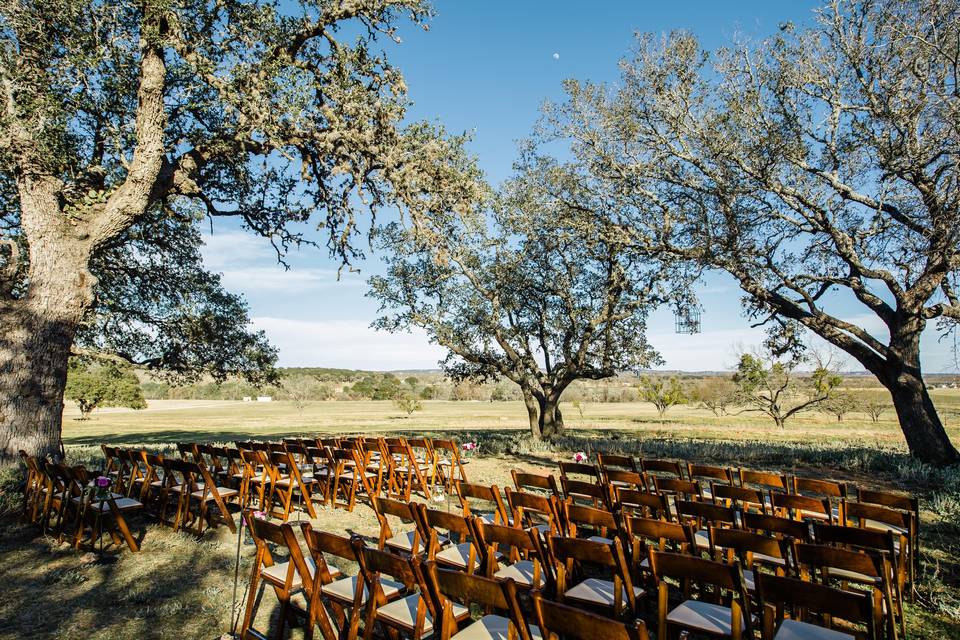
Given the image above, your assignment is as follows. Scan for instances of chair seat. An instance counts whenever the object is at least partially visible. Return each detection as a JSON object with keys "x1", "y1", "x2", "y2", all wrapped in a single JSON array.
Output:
[
  {"x1": 827, "y1": 567, "x2": 881, "y2": 585},
  {"x1": 73, "y1": 496, "x2": 142, "y2": 512},
  {"x1": 376, "y1": 594, "x2": 469, "y2": 633},
  {"x1": 262, "y1": 558, "x2": 316, "y2": 589},
  {"x1": 322, "y1": 575, "x2": 403, "y2": 605},
  {"x1": 667, "y1": 600, "x2": 743, "y2": 636},
  {"x1": 864, "y1": 519, "x2": 908, "y2": 536},
  {"x1": 494, "y1": 560, "x2": 543, "y2": 588},
  {"x1": 743, "y1": 568, "x2": 756, "y2": 592},
  {"x1": 191, "y1": 487, "x2": 239, "y2": 500},
  {"x1": 695, "y1": 528, "x2": 710, "y2": 549},
  {"x1": 774, "y1": 618, "x2": 854, "y2": 640},
  {"x1": 170, "y1": 483, "x2": 205, "y2": 493},
  {"x1": 564, "y1": 578, "x2": 644, "y2": 608},
  {"x1": 799, "y1": 509, "x2": 831, "y2": 521},
  {"x1": 587, "y1": 535, "x2": 613, "y2": 544},
  {"x1": 753, "y1": 552, "x2": 787, "y2": 567},
  {"x1": 452, "y1": 614, "x2": 543, "y2": 640},
  {"x1": 436, "y1": 541, "x2": 477, "y2": 569},
  {"x1": 386, "y1": 530, "x2": 445, "y2": 554}
]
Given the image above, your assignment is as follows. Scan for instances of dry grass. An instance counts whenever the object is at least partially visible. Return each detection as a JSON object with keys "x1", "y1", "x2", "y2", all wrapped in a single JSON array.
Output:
[{"x1": 1, "y1": 398, "x2": 959, "y2": 639}]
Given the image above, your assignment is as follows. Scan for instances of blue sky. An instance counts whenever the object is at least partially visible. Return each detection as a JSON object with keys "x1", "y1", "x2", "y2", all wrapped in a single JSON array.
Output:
[{"x1": 200, "y1": 1, "x2": 957, "y2": 373}]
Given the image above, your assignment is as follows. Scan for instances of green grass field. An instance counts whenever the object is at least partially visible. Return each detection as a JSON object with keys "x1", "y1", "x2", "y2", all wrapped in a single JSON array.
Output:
[{"x1": 0, "y1": 393, "x2": 956, "y2": 639}]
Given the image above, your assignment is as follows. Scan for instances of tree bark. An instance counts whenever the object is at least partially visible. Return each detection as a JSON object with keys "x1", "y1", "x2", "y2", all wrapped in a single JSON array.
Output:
[
  {"x1": 882, "y1": 346, "x2": 959, "y2": 466},
  {"x1": 522, "y1": 388, "x2": 542, "y2": 439},
  {"x1": 538, "y1": 392, "x2": 565, "y2": 439},
  {"x1": 0, "y1": 227, "x2": 94, "y2": 460}
]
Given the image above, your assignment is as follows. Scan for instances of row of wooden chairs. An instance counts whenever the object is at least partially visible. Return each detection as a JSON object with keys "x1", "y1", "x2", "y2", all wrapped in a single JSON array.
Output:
[
  {"x1": 19, "y1": 452, "x2": 144, "y2": 552},
  {"x1": 242, "y1": 497, "x2": 890, "y2": 640}
]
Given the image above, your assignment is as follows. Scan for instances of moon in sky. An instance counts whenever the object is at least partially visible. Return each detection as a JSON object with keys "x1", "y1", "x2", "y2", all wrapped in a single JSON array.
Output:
[{"x1": 552, "y1": 53, "x2": 560, "y2": 60}]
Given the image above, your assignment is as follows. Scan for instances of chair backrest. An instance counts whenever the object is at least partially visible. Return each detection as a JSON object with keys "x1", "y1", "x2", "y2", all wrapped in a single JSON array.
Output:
[
  {"x1": 649, "y1": 548, "x2": 751, "y2": 602},
  {"x1": 687, "y1": 463, "x2": 733, "y2": 485},
  {"x1": 511, "y1": 470, "x2": 561, "y2": 497},
  {"x1": 472, "y1": 519, "x2": 543, "y2": 578},
  {"x1": 793, "y1": 543, "x2": 885, "y2": 582},
  {"x1": 739, "y1": 468, "x2": 788, "y2": 492},
  {"x1": 675, "y1": 499, "x2": 737, "y2": 528},
  {"x1": 756, "y1": 573, "x2": 877, "y2": 640},
  {"x1": 559, "y1": 461, "x2": 599, "y2": 482},
  {"x1": 653, "y1": 477, "x2": 702, "y2": 501},
  {"x1": 741, "y1": 511, "x2": 812, "y2": 542},
  {"x1": 560, "y1": 477, "x2": 608, "y2": 508},
  {"x1": 712, "y1": 484, "x2": 767, "y2": 514},
  {"x1": 857, "y1": 488, "x2": 917, "y2": 514},
  {"x1": 602, "y1": 469, "x2": 646, "y2": 491},
  {"x1": 561, "y1": 502, "x2": 618, "y2": 539},
  {"x1": 640, "y1": 458, "x2": 683, "y2": 479},
  {"x1": 246, "y1": 513, "x2": 300, "y2": 590},
  {"x1": 845, "y1": 500, "x2": 911, "y2": 532},
  {"x1": 792, "y1": 476, "x2": 847, "y2": 499},
  {"x1": 505, "y1": 489, "x2": 560, "y2": 533},
  {"x1": 421, "y1": 561, "x2": 531, "y2": 640},
  {"x1": 299, "y1": 523, "x2": 361, "y2": 587},
  {"x1": 547, "y1": 535, "x2": 638, "y2": 612},
  {"x1": 812, "y1": 523, "x2": 897, "y2": 555},
  {"x1": 614, "y1": 488, "x2": 671, "y2": 520},
  {"x1": 708, "y1": 526, "x2": 787, "y2": 567},
  {"x1": 455, "y1": 481, "x2": 508, "y2": 524},
  {"x1": 354, "y1": 542, "x2": 420, "y2": 592},
  {"x1": 597, "y1": 453, "x2": 639, "y2": 473},
  {"x1": 771, "y1": 493, "x2": 832, "y2": 522},
  {"x1": 624, "y1": 516, "x2": 695, "y2": 550},
  {"x1": 531, "y1": 591, "x2": 649, "y2": 640}
]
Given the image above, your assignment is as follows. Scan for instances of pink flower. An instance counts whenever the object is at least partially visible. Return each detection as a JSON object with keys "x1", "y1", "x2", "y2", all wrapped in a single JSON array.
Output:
[
  {"x1": 253, "y1": 510, "x2": 267, "y2": 520},
  {"x1": 572, "y1": 452, "x2": 588, "y2": 463},
  {"x1": 95, "y1": 476, "x2": 111, "y2": 489}
]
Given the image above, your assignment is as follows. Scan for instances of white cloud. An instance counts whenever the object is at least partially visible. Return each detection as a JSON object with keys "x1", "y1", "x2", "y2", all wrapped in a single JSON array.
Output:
[
  {"x1": 647, "y1": 327, "x2": 767, "y2": 371},
  {"x1": 218, "y1": 265, "x2": 363, "y2": 293},
  {"x1": 252, "y1": 317, "x2": 447, "y2": 370}
]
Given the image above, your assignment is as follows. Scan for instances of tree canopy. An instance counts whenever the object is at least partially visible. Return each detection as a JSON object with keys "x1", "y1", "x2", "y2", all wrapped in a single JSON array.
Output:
[
  {"x1": 517, "y1": 0, "x2": 960, "y2": 464},
  {"x1": 0, "y1": 0, "x2": 477, "y2": 458},
  {"x1": 64, "y1": 358, "x2": 146, "y2": 420},
  {"x1": 369, "y1": 163, "x2": 695, "y2": 437}
]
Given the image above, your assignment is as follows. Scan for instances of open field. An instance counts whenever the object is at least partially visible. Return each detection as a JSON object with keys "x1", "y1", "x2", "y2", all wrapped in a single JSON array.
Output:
[
  {"x1": 61, "y1": 391, "x2": 960, "y2": 450},
  {"x1": 0, "y1": 396, "x2": 957, "y2": 639}
]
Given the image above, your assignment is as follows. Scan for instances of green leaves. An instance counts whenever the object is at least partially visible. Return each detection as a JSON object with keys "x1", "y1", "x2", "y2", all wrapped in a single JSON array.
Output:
[{"x1": 64, "y1": 358, "x2": 146, "y2": 419}]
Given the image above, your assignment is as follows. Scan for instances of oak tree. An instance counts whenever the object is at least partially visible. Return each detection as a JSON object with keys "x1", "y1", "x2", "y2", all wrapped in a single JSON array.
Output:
[
  {"x1": 369, "y1": 167, "x2": 694, "y2": 438},
  {"x1": 528, "y1": 0, "x2": 960, "y2": 464},
  {"x1": 0, "y1": 0, "x2": 469, "y2": 458}
]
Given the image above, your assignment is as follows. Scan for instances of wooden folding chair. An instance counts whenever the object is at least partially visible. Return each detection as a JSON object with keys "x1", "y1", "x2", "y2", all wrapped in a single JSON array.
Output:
[
  {"x1": 648, "y1": 549, "x2": 753, "y2": 640},
  {"x1": 192, "y1": 460, "x2": 239, "y2": 533},
  {"x1": 756, "y1": 572, "x2": 877, "y2": 640},
  {"x1": 559, "y1": 460, "x2": 600, "y2": 484},
  {"x1": 675, "y1": 499, "x2": 737, "y2": 551},
  {"x1": 772, "y1": 492, "x2": 833, "y2": 524},
  {"x1": 561, "y1": 477, "x2": 609, "y2": 509},
  {"x1": 68, "y1": 464, "x2": 143, "y2": 552},
  {"x1": 285, "y1": 524, "x2": 354, "y2": 640},
  {"x1": 269, "y1": 449, "x2": 318, "y2": 520},
  {"x1": 813, "y1": 523, "x2": 906, "y2": 638},
  {"x1": 413, "y1": 504, "x2": 481, "y2": 573},
  {"x1": 603, "y1": 469, "x2": 646, "y2": 492},
  {"x1": 511, "y1": 470, "x2": 561, "y2": 498},
  {"x1": 561, "y1": 501, "x2": 620, "y2": 544},
  {"x1": 240, "y1": 513, "x2": 311, "y2": 640},
  {"x1": 713, "y1": 484, "x2": 768, "y2": 516},
  {"x1": 848, "y1": 496, "x2": 918, "y2": 601},
  {"x1": 531, "y1": 591, "x2": 650, "y2": 640},
  {"x1": 354, "y1": 544, "x2": 459, "y2": 640},
  {"x1": 372, "y1": 497, "x2": 427, "y2": 555},
  {"x1": 623, "y1": 516, "x2": 696, "y2": 587},
  {"x1": 544, "y1": 534, "x2": 642, "y2": 618},
  {"x1": 653, "y1": 477, "x2": 703, "y2": 508},
  {"x1": 472, "y1": 519, "x2": 547, "y2": 590},
  {"x1": 688, "y1": 463, "x2": 734, "y2": 498},
  {"x1": 792, "y1": 543, "x2": 896, "y2": 640},
  {"x1": 421, "y1": 560, "x2": 534, "y2": 640},
  {"x1": 431, "y1": 439, "x2": 469, "y2": 492},
  {"x1": 640, "y1": 459, "x2": 684, "y2": 490},
  {"x1": 505, "y1": 489, "x2": 561, "y2": 535},
  {"x1": 163, "y1": 458, "x2": 212, "y2": 534},
  {"x1": 739, "y1": 468, "x2": 788, "y2": 508},
  {"x1": 455, "y1": 481, "x2": 510, "y2": 525},
  {"x1": 597, "y1": 452, "x2": 639, "y2": 475},
  {"x1": 741, "y1": 511, "x2": 813, "y2": 544},
  {"x1": 614, "y1": 488, "x2": 671, "y2": 521},
  {"x1": 792, "y1": 476, "x2": 847, "y2": 521},
  {"x1": 707, "y1": 526, "x2": 790, "y2": 596}
]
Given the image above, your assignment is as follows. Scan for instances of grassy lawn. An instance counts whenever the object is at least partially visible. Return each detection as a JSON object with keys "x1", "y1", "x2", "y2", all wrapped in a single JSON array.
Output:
[{"x1": 0, "y1": 396, "x2": 957, "y2": 638}]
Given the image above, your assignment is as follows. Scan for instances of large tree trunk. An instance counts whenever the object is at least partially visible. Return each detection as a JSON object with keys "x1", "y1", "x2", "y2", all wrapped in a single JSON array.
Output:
[
  {"x1": 881, "y1": 331, "x2": 959, "y2": 466},
  {"x1": 0, "y1": 230, "x2": 94, "y2": 460},
  {"x1": 522, "y1": 388, "x2": 542, "y2": 439},
  {"x1": 539, "y1": 397, "x2": 564, "y2": 438}
]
